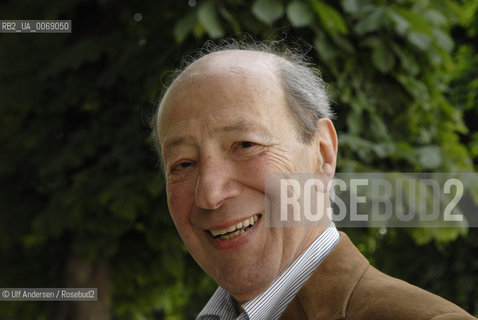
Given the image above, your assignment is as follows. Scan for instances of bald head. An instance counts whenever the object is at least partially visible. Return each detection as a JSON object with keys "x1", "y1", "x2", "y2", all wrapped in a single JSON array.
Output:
[
  {"x1": 179, "y1": 49, "x2": 279, "y2": 76},
  {"x1": 157, "y1": 50, "x2": 282, "y2": 138},
  {"x1": 152, "y1": 43, "x2": 333, "y2": 163}
]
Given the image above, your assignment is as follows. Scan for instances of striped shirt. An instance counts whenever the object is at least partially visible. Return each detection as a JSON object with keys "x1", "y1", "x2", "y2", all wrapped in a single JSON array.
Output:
[{"x1": 197, "y1": 225, "x2": 340, "y2": 320}]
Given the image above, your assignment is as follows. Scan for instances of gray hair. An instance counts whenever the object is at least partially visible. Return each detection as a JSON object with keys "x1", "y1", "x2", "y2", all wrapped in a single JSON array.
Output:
[{"x1": 152, "y1": 39, "x2": 333, "y2": 162}]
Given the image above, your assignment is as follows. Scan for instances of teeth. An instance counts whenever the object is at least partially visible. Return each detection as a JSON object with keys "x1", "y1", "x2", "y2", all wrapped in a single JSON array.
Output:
[
  {"x1": 209, "y1": 214, "x2": 260, "y2": 240},
  {"x1": 210, "y1": 229, "x2": 223, "y2": 237}
]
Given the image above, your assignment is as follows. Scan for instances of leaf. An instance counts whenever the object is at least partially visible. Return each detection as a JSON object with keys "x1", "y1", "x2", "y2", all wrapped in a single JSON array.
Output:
[
  {"x1": 445, "y1": 0, "x2": 467, "y2": 23},
  {"x1": 397, "y1": 74, "x2": 429, "y2": 99},
  {"x1": 173, "y1": 10, "x2": 197, "y2": 43},
  {"x1": 353, "y1": 7, "x2": 385, "y2": 35},
  {"x1": 394, "y1": 142, "x2": 416, "y2": 164},
  {"x1": 423, "y1": 9, "x2": 448, "y2": 27},
  {"x1": 346, "y1": 109, "x2": 363, "y2": 135},
  {"x1": 361, "y1": 36, "x2": 381, "y2": 48},
  {"x1": 286, "y1": 1, "x2": 314, "y2": 27},
  {"x1": 341, "y1": 0, "x2": 360, "y2": 14},
  {"x1": 371, "y1": 41, "x2": 396, "y2": 73},
  {"x1": 390, "y1": 42, "x2": 419, "y2": 75},
  {"x1": 314, "y1": 33, "x2": 337, "y2": 61},
  {"x1": 395, "y1": 8, "x2": 433, "y2": 36},
  {"x1": 370, "y1": 113, "x2": 390, "y2": 141},
  {"x1": 218, "y1": 6, "x2": 241, "y2": 33},
  {"x1": 433, "y1": 28, "x2": 454, "y2": 53},
  {"x1": 252, "y1": 0, "x2": 284, "y2": 25},
  {"x1": 198, "y1": 0, "x2": 225, "y2": 39},
  {"x1": 330, "y1": 33, "x2": 355, "y2": 53},
  {"x1": 407, "y1": 32, "x2": 432, "y2": 50},
  {"x1": 312, "y1": 0, "x2": 348, "y2": 34},
  {"x1": 387, "y1": 8, "x2": 410, "y2": 35},
  {"x1": 192, "y1": 19, "x2": 206, "y2": 38},
  {"x1": 415, "y1": 145, "x2": 442, "y2": 169},
  {"x1": 410, "y1": 227, "x2": 466, "y2": 245}
]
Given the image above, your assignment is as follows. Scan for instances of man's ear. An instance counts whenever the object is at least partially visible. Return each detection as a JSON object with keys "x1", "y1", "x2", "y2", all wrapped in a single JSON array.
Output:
[{"x1": 313, "y1": 118, "x2": 338, "y2": 175}]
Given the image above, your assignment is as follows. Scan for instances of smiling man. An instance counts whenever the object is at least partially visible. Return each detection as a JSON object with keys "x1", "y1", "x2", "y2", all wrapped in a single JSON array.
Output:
[{"x1": 153, "y1": 42, "x2": 475, "y2": 320}]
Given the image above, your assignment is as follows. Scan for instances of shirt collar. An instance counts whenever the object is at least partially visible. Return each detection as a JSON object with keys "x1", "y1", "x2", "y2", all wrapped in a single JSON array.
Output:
[
  {"x1": 197, "y1": 224, "x2": 340, "y2": 320},
  {"x1": 197, "y1": 287, "x2": 237, "y2": 320}
]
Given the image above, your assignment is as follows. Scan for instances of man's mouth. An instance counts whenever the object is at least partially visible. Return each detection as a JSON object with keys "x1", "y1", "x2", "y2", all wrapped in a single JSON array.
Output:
[{"x1": 208, "y1": 214, "x2": 261, "y2": 240}]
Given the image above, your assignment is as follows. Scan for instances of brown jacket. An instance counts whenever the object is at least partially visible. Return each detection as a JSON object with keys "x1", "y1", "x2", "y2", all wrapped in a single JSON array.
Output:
[{"x1": 279, "y1": 232, "x2": 476, "y2": 320}]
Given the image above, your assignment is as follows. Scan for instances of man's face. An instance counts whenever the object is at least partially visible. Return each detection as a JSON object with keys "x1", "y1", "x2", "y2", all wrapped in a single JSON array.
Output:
[{"x1": 158, "y1": 51, "x2": 336, "y2": 303}]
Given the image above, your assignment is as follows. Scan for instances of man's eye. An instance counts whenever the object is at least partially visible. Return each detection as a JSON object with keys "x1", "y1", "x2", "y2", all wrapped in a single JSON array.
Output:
[
  {"x1": 237, "y1": 141, "x2": 256, "y2": 149},
  {"x1": 171, "y1": 161, "x2": 193, "y2": 172}
]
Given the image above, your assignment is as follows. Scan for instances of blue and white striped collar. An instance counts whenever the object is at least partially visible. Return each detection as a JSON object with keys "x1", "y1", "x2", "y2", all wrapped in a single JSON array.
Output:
[{"x1": 197, "y1": 225, "x2": 340, "y2": 320}]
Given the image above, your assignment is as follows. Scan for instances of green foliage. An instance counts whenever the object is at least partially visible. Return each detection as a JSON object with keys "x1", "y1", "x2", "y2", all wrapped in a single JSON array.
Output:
[
  {"x1": 312, "y1": 0, "x2": 348, "y2": 34},
  {"x1": 198, "y1": 1, "x2": 225, "y2": 39},
  {"x1": 252, "y1": 0, "x2": 285, "y2": 25},
  {"x1": 0, "y1": 0, "x2": 477, "y2": 319},
  {"x1": 286, "y1": 1, "x2": 314, "y2": 27}
]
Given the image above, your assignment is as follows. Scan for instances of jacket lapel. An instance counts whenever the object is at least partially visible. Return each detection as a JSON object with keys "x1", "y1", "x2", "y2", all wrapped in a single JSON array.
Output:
[{"x1": 279, "y1": 232, "x2": 370, "y2": 320}]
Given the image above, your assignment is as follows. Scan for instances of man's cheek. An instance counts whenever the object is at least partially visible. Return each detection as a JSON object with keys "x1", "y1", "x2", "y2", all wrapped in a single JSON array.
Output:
[
  {"x1": 167, "y1": 185, "x2": 195, "y2": 225},
  {"x1": 257, "y1": 151, "x2": 296, "y2": 174},
  {"x1": 240, "y1": 157, "x2": 269, "y2": 187}
]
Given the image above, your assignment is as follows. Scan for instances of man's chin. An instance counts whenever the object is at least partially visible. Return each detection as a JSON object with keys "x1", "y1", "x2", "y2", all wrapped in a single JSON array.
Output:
[{"x1": 214, "y1": 264, "x2": 275, "y2": 303}]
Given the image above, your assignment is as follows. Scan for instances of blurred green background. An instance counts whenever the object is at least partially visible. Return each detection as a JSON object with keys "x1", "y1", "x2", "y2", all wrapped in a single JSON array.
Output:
[{"x1": 0, "y1": 0, "x2": 477, "y2": 319}]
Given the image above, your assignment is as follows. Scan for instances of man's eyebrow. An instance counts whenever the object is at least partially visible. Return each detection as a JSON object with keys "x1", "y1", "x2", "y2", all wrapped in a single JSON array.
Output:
[
  {"x1": 215, "y1": 120, "x2": 272, "y2": 138},
  {"x1": 162, "y1": 120, "x2": 272, "y2": 151},
  {"x1": 163, "y1": 135, "x2": 195, "y2": 150}
]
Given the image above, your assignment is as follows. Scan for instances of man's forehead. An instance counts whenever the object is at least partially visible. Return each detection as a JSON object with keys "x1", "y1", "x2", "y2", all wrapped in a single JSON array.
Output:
[
  {"x1": 157, "y1": 50, "x2": 284, "y2": 131},
  {"x1": 160, "y1": 51, "x2": 279, "y2": 106}
]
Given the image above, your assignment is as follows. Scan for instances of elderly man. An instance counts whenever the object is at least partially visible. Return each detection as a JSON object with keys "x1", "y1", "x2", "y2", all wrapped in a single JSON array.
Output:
[{"x1": 153, "y1": 42, "x2": 475, "y2": 320}]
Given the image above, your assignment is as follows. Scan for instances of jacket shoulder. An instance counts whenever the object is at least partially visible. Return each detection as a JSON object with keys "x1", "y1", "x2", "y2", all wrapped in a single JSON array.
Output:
[{"x1": 347, "y1": 265, "x2": 476, "y2": 320}]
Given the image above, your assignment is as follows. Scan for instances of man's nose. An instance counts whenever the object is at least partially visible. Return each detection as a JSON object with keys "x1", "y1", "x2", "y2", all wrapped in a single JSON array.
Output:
[{"x1": 195, "y1": 156, "x2": 241, "y2": 210}]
